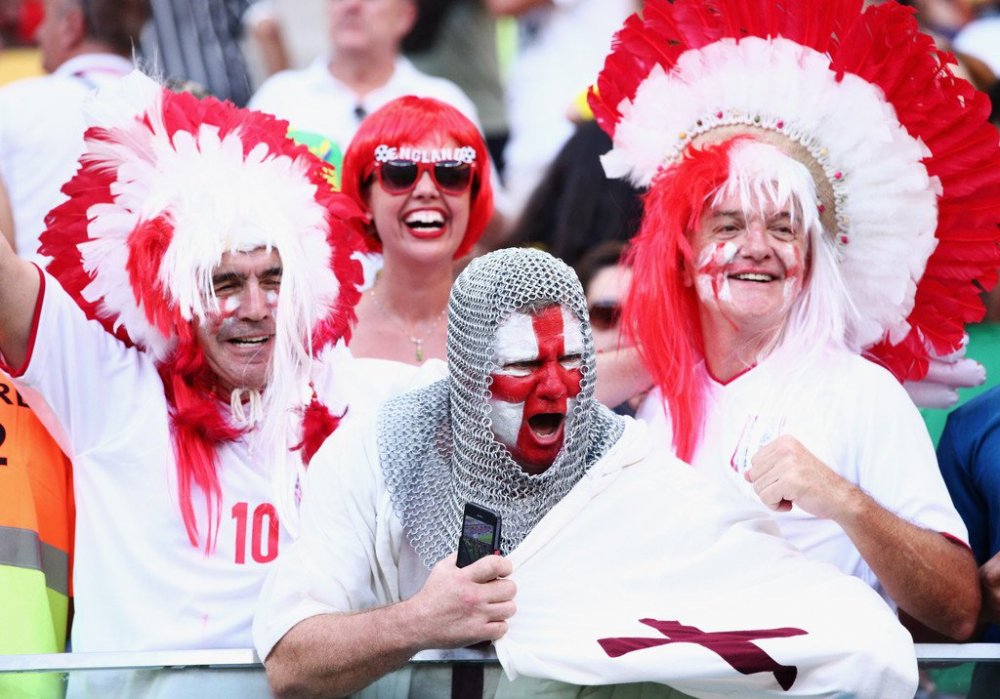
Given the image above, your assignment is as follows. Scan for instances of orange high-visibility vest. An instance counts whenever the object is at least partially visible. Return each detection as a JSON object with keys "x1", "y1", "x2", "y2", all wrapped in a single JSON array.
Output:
[{"x1": 0, "y1": 374, "x2": 74, "y2": 697}]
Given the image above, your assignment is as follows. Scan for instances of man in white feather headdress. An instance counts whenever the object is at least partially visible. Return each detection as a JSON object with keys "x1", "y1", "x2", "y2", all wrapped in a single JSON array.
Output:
[
  {"x1": 0, "y1": 70, "x2": 373, "y2": 657},
  {"x1": 592, "y1": 0, "x2": 1000, "y2": 640}
]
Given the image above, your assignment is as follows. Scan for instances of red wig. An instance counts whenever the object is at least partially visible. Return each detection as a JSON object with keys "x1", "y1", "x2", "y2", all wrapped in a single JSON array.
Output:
[
  {"x1": 341, "y1": 96, "x2": 493, "y2": 259},
  {"x1": 623, "y1": 139, "x2": 741, "y2": 462}
]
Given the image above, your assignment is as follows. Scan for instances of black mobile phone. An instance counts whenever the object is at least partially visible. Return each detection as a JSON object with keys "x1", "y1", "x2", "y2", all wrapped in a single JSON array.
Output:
[{"x1": 456, "y1": 502, "x2": 502, "y2": 568}]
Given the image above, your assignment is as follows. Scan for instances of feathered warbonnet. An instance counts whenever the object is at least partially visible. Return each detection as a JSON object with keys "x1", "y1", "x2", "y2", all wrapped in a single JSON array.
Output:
[
  {"x1": 590, "y1": 0, "x2": 1000, "y2": 459},
  {"x1": 40, "y1": 71, "x2": 367, "y2": 548}
]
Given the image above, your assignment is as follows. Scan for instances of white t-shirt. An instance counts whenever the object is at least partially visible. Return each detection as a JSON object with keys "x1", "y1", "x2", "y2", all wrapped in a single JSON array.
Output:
[
  {"x1": 636, "y1": 350, "x2": 968, "y2": 605},
  {"x1": 255, "y1": 415, "x2": 917, "y2": 696},
  {"x1": 249, "y1": 55, "x2": 480, "y2": 152},
  {"x1": 4, "y1": 269, "x2": 443, "y2": 652},
  {"x1": 0, "y1": 54, "x2": 134, "y2": 265}
]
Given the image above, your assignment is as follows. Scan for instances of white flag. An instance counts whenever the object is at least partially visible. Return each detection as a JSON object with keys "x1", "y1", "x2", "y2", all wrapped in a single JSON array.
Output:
[{"x1": 495, "y1": 423, "x2": 917, "y2": 698}]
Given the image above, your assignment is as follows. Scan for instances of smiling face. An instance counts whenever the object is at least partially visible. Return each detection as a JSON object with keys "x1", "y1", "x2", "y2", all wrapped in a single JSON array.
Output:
[
  {"x1": 195, "y1": 248, "x2": 281, "y2": 396},
  {"x1": 365, "y1": 141, "x2": 473, "y2": 264},
  {"x1": 488, "y1": 305, "x2": 585, "y2": 475},
  {"x1": 689, "y1": 189, "x2": 809, "y2": 340}
]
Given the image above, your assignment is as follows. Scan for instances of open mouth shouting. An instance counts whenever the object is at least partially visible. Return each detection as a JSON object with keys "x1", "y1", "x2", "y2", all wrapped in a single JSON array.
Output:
[{"x1": 528, "y1": 412, "x2": 565, "y2": 438}]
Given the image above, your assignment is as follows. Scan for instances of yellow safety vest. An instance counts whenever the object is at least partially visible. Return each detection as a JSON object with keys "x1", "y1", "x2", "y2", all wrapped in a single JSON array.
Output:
[{"x1": 0, "y1": 375, "x2": 74, "y2": 698}]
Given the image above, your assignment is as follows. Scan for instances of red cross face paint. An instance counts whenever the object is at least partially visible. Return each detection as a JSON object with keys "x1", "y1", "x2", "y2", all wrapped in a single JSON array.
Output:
[
  {"x1": 691, "y1": 192, "x2": 808, "y2": 337},
  {"x1": 489, "y1": 305, "x2": 584, "y2": 475}
]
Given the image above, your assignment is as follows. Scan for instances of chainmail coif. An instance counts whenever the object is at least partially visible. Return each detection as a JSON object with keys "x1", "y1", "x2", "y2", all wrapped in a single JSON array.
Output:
[{"x1": 378, "y1": 248, "x2": 625, "y2": 569}]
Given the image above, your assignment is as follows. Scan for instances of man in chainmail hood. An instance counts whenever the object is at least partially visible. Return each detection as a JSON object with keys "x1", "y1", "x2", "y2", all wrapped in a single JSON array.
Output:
[
  {"x1": 379, "y1": 247, "x2": 625, "y2": 566},
  {"x1": 254, "y1": 248, "x2": 920, "y2": 698},
  {"x1": 254, "y1": 247, "x2": 626, "y2": 695}
]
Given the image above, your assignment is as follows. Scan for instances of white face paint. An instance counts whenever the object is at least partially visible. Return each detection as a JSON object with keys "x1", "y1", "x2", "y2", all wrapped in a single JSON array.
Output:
[
  {"x1": 689, "y1": 192, "x2": 809, "y2": 338},
  {"x1": 488, "y1": 306, "x2": 584, "y2": 473},
  {"x1": 694, "y1": 241, "x2": 739, "y2": 304},
  {"x1": 490, "y1": 311, "x2": 536, "y2": 449}
]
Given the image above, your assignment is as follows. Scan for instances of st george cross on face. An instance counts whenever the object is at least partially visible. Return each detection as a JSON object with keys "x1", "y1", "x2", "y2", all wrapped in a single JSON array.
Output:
[{"x1": 488, "y1": 305, "x2": 584, "y2": 475}]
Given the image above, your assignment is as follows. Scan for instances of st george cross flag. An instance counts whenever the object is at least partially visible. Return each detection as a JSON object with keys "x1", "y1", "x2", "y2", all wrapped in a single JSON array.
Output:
[{"x1": 494, "y1": 420, "x2": 917, "y2": 698}]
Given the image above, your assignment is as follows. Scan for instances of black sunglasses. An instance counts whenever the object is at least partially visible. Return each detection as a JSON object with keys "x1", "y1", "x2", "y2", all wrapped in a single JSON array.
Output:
[
  {"x1": 588, "y1": 301, "x2": 622, "y2": 331},
  {"x1": 374, "y1": 159, "x2": 475, "y2": 195}
]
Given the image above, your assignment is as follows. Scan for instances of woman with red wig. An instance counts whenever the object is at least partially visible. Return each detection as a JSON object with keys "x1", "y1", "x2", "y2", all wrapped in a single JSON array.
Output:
[{"x1": 341, "y1": 95, "x2": 493, "y2": 366}]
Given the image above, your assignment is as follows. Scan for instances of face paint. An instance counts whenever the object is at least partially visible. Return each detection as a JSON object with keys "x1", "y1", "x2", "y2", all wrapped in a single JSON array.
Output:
[
  {"x1": 208, "y1": 275, "x2": 281, "y2": 326},
  {"x1": 694, "y1": 241, "x2": 739, "y2": 304},
  {"x1": 489, "y1": 306, "x2": 584, "y2": 474},
  {"x1": 781, "y1": 246, "x2": 805, "y2": 304},
  {"x1": 196, "y1": 248, "x2": 281, "y2": 395},
  {"x1": 690, "y1": 194, "x2": 810, "y2": 337}
]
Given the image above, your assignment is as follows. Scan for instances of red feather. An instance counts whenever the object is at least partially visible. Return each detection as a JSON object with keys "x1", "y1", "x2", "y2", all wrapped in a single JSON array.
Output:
[{"x1": 293, "y1": 388, "x2": 346, "y2": 466}]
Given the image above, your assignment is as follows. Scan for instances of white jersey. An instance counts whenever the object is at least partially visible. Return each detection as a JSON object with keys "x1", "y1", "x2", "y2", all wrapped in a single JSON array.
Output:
[
  {"x1": 4, "y1": 269, "x2": 442, "y2": 652},
  {"x1": 636, "y1": 349, "x2": 968, "y2": 604},
  {"x1": 255, "y1": 415, "x2": 916, "y2": 697},
  {"x1": 249, "y1": 55, "x2": 480, "y2": 151}
]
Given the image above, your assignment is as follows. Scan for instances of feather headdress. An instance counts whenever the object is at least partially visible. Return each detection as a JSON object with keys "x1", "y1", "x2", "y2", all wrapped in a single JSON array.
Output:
[
  {"x1": 41, "y1": 71, "x2": 366, "y2": 546},
  {"x1": 591, "y1": 0, "x2": 1000, "y2": 459},
  {"x1": 593, "y1": 0, "x2": 1000, "y2": 381}
]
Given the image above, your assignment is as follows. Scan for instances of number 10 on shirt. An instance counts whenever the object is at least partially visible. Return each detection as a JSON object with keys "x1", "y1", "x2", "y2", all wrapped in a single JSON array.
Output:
[{"x1": 231, "y1": 502, "x2": 279, "y2": 564}]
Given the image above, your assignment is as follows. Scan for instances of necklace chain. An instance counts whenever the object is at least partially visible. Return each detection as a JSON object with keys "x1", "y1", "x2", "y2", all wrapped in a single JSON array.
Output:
[{"x1": 370, "y1": 286, "x2": 447, "y2": 362}]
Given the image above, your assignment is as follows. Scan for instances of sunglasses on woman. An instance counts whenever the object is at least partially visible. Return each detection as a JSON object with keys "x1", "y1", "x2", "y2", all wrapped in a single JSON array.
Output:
[
  {"x1": 588, "y1": 301, "x2": 622, "y2": 331},
  {"x1": 374, "y1": 159, "x2": 476, "y2": 195}
]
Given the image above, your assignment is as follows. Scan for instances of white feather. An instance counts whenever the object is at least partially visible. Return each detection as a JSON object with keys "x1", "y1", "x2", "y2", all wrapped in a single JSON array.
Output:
[{"x1": 604, "y1": 37, "x2": 938, "y2": 350}]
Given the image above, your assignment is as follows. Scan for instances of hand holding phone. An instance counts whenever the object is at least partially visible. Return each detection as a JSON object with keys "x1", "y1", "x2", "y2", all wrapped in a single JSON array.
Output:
[{"x1": 456, "y1": 502, "x2": 502, "y2": 568}]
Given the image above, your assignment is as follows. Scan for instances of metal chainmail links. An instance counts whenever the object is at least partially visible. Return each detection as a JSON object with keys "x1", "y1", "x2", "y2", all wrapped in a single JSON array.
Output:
[{"x1": 378, "y1": 248, "x2": 625, "y2": 569}]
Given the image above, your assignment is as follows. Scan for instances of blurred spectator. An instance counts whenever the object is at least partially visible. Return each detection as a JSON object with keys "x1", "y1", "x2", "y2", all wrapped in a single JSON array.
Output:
[
  {"x1": 142, "y1": 0, "x2": 288, "y2": 107},
  {"x1": 485, "y1": 0, "x2": 636, "y2": 218},
  {"x1": 938, "y1": 384, "x2": 1000, "y2": 693},
  {"x1": 406, "y1": 1, "x2": 509, "y2": 174},
  {"x1": 0, "y1": 0, "x2": 42, "y2": 47},
  {"x1": 576, "y1": 240, "x2": 642, "y2": 416},
  {"x1": 0, "y1": 0, "x2": 43, "y2": 86},
  {"x1": 508, "y1": 120, "x2": 642, "y2": 269},
  {"x1": 0, "y1": 0, "x2": 146, "y2": 265},
  {"x1": 575, "y1": 240, "x2": 630, "y2": 355},
  {"x1": 938, "y1": 384, "x2": 1000, "y2": 642},
  {"x1": 264, "y1": 0, "x2": 325, "y2": 69},
  {"x1": 0, "y1": 373, "x2": 74, "y2": 697},
  {"x1": 953, "y1": 0, "x2": 1000, "y2": 78},
  {"x1": 250, "y1": 0, "x2": 478, "y2": 157}
]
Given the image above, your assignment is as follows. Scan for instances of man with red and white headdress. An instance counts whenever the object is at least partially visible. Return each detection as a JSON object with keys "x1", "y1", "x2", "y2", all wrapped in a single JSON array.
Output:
[
  {"x1": 0, "y1": 70, "x2": 377, "y2": 658},
  {"x1": 591, "y1": 0, "x2": 1000, "y2": 640}
]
